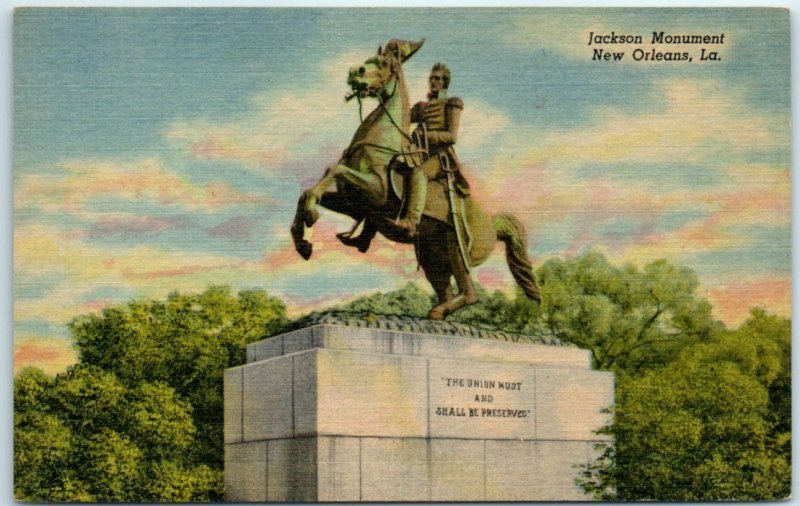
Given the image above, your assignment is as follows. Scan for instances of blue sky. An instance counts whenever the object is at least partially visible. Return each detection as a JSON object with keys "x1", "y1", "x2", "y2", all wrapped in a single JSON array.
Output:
[{"x1": 12, "y1": 7, "x2": 791, "y2": 373}]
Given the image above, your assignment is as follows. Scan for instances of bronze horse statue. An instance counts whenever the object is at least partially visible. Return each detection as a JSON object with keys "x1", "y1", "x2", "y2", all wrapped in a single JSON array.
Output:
[{"x1": 291, "y1": 39, "x2": 540, "y2": 320}]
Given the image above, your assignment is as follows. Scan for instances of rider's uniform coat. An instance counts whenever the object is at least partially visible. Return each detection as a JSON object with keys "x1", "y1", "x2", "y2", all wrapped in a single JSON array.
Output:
[{"x1": 411, "y1": 95, "x2": 469, "y2": 194}]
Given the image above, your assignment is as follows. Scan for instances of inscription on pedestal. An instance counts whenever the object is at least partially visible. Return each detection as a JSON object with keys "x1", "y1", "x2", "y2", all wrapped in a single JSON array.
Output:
[{"x1": 429, "y1": 361, "x2": 536, "y2": 439}]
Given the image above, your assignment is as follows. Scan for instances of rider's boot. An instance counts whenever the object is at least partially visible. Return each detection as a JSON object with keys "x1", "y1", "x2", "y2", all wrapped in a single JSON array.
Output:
[
  {"x1": 338, "y1": 219, "x2": 377, "y2": 253},
  {"x1": 395, "y1": 167, "x2": 427, "y2": 239}
]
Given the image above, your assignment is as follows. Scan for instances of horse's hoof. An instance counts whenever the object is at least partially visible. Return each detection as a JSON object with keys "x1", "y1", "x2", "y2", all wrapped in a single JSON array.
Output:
[
  {"x1": 295, "y1": 240, "x2": 313, "y2": 260},
  {"x1": 428, "y1": 308, "x2": 446, "y2": 321}
]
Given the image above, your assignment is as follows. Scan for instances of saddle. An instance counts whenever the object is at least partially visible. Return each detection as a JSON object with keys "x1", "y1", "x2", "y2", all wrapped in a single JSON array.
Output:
[
  {"x1": 389, "y1": 150, "x2": 469, "y2": 205},
  {"x1": 338, "y1": 140, "x2": 472, "y2": 255}
]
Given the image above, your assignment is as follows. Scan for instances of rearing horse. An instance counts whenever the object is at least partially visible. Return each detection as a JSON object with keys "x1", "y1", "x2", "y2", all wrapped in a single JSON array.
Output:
[{"x1": 291, "y1": 39, "x2": 540, "y2": 320}]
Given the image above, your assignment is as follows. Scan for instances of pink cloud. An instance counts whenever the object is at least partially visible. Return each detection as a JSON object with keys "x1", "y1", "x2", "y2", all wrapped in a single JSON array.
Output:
[
  {"x1": 120, "y1": 262, "x2": 242, "y2": 281},
  {"x1": 705, "y1": 276, "x2": 790, "y2": 326},
  {"x1": 476, "y1": 267, "x2": 511, "y2": 289},
  {"x1": 15, "y1": 345, "x2": 61, "y2": 363},
  {"x1": 191, "y1": 134, "x2": 290, "y2": 168},
  {"x1": 77, "y1": 300, "x2": 113, "y2": 313},
  {"x1": 14, "y1": 339, "x2": 78, "y2": 376},
  {"x1": 208, "y1": 216, "x2": 259, "y2": 241},
  {"x1": 88, "y1": 216, "x2": 196, "y2": 238},
  {"x1": 16, "y1": 158, "x2": 269, "y2": 214},
  {"x1": 674, "y1": 215, "x2": 733, "y2": 248}
]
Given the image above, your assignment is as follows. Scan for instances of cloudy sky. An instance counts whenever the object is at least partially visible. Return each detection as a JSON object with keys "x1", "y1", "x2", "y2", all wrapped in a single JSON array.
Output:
[{"x1": 13, "y1": 8, "x2": 790, "y2": 374}]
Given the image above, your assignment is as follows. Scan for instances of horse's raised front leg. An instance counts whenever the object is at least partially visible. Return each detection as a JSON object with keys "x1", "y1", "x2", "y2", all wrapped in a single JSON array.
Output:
[
  {"x1": 302, "y1": 163, "x2": 383, "y2": 226},
  {"x1": 301, "y1": 166, "x2": 340, "y2": 227},
  {"x1": 328, "y1": 163, "x2": 385, "y2": 207},
  {"x1": 291, "y1": 193, "x2": 314, "y2": 260},
  {"x1": 291, "y1": 166, "x2": 338, "y2": 260},
  {"x1": 292, "y1": 163, "x2": 383, "y2": 260}
]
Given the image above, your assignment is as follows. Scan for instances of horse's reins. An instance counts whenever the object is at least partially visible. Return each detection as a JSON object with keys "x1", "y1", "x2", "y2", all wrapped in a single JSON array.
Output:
[
  {"x1": 344, "y1": 140, "x2": 402, "y2": 157},
  {"x1": 377, "y1": 64, "x2": 416, "y2": 145}
]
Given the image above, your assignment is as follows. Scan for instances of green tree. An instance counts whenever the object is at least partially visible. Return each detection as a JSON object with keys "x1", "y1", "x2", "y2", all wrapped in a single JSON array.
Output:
[
  {"x1": 580, "y1": 310, "x2": 791, "y2": 500},
  {"x1": 532, "y1": 251, "x2": 720, "y2": 374},
  {"x1": 14, "y1": 287, "x2": 286, "y2": 502},
  {"x1": 15, "y1": 364, "x2": 221, "y2": 502},
  {"x1": 69, "y1": 286, "x2": 286, "y2": 465},
  {"x1": 14, "y1": 367, "x2": 89, "y2": 501},
  {"x1": 333, "y1": 282, "x2": 432, "y2": 317},
  {"x1": 726, "y1": 308, "x2": 791, "y2": 458}
]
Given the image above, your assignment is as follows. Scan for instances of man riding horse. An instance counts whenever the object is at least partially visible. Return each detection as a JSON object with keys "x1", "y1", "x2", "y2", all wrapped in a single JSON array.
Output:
[
  {"x1": 291, "y1": 39, "x2": 540, "y2": 320},
  {"x1": 338, "y1": 62, "x2": 470, "y2": 252}
]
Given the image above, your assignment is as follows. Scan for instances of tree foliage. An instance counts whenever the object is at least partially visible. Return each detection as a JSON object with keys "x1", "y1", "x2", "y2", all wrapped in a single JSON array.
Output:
[
  {"x1": 14, "y1": 364, "x2": 219, "y2": 502},
  {"x1": 333, "y1": 282, "x2": 432, "y2": 317},
  {"x1": 14, "y1": 287, "x2": 286, "y2": 502},
  {"x1": 726, "y1": 308, "x2": 791, "y2": 458},
  {"x1": 532, "y1": 251, "x2": 721, "y2": 374},
  {"x1": 580, "y1": 308, "x2": 791, "y2": 500}
]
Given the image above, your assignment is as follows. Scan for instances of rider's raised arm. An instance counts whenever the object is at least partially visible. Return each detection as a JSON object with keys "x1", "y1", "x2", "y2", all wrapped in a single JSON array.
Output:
[{"x1": 427, "y1": 97, "x2": 463, "y2": 145}]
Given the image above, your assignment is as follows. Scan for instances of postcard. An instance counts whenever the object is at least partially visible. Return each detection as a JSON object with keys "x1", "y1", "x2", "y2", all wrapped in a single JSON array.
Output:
[{"x1": 13, "y1": 7, "x2": 790, "y2": 502}]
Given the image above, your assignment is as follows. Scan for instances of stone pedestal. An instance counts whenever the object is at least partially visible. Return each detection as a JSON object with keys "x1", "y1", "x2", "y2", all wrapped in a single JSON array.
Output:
[{"x1": 224, "y1": 324, "x2": 613, "y2": 502}]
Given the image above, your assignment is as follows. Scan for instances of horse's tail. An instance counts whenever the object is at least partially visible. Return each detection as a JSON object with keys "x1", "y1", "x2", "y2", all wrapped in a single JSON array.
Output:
[{"x1": 493, "y1": 214, "x2": 541, "y2": 301}]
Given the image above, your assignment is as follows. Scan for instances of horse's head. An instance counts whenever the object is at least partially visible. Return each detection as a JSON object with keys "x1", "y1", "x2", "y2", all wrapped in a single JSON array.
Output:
[{"x1": 347, "y1": 38, "x2": 424, "y2": 100}]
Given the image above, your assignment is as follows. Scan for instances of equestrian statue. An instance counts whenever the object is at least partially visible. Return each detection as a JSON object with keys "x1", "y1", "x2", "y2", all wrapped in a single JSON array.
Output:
[{"x1": 291, "y1": 39, "x2": 540, "y2": 320}]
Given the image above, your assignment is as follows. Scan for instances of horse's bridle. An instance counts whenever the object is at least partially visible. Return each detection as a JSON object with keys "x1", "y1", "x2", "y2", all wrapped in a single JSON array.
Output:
[{"x1": 347, "y1": 53, "x2": 413, "y2": 150}]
